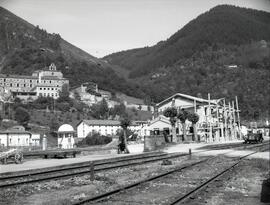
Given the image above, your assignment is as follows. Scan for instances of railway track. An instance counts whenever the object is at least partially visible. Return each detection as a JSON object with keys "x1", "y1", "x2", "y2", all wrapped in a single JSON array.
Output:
[
  {"x1": 0, "y1": 141, "x2": 267, "y2": 189},
  {"x1": 71, "y1": 142, "x2": 269, "y2": 205}
]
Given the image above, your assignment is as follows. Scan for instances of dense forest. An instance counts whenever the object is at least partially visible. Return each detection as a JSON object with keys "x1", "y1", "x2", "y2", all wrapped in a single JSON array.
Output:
[{"x1": 104, "y1": 5, "x2": 270, "y2": 121}]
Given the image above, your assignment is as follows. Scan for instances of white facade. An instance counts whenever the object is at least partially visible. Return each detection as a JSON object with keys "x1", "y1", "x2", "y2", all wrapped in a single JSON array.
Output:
[
  {"x1": 0, "y1": 63, "x2": 69, "y2": 101},
  {"x1": 0, "y1": 126, "x2": 40, "y2": 147},
  {"x1": 77, "y1": 120, "x2": 121, "y2": 138},
  {"x1": 77, "y1": 120, "x2": 148, "y2": 138},
  {"x1": 156, "y1": 93, "x2": 218, "y2": 129},
  {"x1": 57, "y1": 124, "x2": 75, "y2": 149}
]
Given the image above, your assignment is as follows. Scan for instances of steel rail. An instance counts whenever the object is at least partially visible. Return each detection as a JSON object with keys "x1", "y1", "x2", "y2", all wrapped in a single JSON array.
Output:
[
  {"x1": 0, "y1": 141, "x2": 267, "y2": 189},
  {"x1": 169, "y1": 144, "x2": 270, "y2": 204},
  {"x1": 0, "y1": 152, "x2": 191, "y2": 188},
  {"x1": 72, "y1": 143, "x2": 269, "y2": 205}
]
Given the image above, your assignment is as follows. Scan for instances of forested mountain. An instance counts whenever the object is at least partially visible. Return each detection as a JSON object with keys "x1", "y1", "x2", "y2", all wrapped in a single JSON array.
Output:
[
  {"x1": 0, "y1": 7, "x2": 144, "y2": 98},
  {"x1": 104, "y1": 5, "x2": 270, "y2": 120},
  {"x1": 0, "y1": 5, "x2": 269, "y2": 121},
  {"x1": 104, "y1": 5, "x2": 270, "y2": 78}
]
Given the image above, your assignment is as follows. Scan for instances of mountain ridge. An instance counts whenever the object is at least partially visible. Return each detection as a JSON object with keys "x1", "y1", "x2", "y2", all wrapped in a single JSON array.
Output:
[
  {"x1": 103, "y1": 5, "x2": 270, "y2": 120},
  {"x1": 104, "y1": 5, "x2": 270, "y2": 78},
  {"x1": 0, "y1": 6, "x2": 146, "y2": 99}
]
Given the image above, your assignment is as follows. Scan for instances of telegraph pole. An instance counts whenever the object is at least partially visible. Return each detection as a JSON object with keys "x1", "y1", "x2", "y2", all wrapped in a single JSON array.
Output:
[
  {"x1": 208, "y1": 93, "x2": 212, "y2": 142},
  {"x1": 216, "y1": 101, "x2": 219, "y2": 141},
  {"x1": 228, "y1": 102, "x2": 232, "y2": 141},
  {"x1": 223, "y1": 100, "x2": 227, "y2": 141},
  {"x1": 232, "y1": 101, "x2": 236, "y2": 140},
  {"x1": 235, "y1": 96, "x2": 241, "y2": 139}
]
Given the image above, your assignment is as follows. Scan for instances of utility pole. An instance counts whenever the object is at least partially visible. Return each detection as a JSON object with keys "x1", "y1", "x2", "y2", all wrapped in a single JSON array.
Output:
[
  {"x1": 235, "y1": 96, "x2": 241, "y2": 139},
  {"x1": 229, "y1": 102, "x2": 233, "y2": 141},
  {"x1": 232, "y1": 101, "x2": 236, "y2": 139},
  {"x1": 223, "y1": 99, "x2": 227, "y2": 141},
  {"x1": 208, "y1": 93, "x2": 212, "y2": 142},
  {"x1": 216, "y1": 101, "x2": 219, "y2": 141}
]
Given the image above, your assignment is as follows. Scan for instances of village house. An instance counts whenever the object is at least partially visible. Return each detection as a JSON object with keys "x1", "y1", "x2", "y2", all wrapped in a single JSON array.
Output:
[
  {"x1": 76, "y1": 119, "x2": 147, "y2": 139},
  {"x1": 0, "y1": 126, "x2": 40, "y2": 147},
  {"x1": 0, "y1": 63, "x2": 69, "y2": 101},
  {"x1": 71, "y1": 82, "x2": 118, "y2": 108}
]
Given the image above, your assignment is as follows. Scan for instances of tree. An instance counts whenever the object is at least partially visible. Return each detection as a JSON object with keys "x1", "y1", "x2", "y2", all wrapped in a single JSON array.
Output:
[
  {"x1": 90, "y1": 99, "x2": 109, "y2": 119},
  {"x1": 177, "y1": 109, "x2": 189, "y2": 141},
  {"x1": 187, "y1": 112, "x2": 200, "y2": 141},
  {"x1": 163, "y1": 107, "x2": 178, "y2": 143},
  {"x1": 99, "y1": 99, "x2": 109, "y2": 119},
  {"x1": 49, "y1": 116, "x2": 59, "y2": 132},
  {"x1": 110, "y1": 103, "x2": 126, "y2": 118},
  {"x1": 14, "y1": 107, "x2": 30, "y2": 128},
  {"x1": 120, "y1": 117, "x2": 131, "y2": 153},
  {"x1": 57, "y1": 83, "x2": 70, "y2": 102}
]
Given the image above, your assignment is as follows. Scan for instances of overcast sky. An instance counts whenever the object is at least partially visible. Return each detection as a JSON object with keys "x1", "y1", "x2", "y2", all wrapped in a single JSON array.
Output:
[{"x1": 1, "y1": 0, "x2": 270, "y2": 57}]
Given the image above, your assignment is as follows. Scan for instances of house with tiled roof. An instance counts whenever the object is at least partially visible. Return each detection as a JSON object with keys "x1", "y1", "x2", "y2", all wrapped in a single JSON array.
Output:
[{"x1": 76, "y1": 119, "x2": 147, "y2": 138}]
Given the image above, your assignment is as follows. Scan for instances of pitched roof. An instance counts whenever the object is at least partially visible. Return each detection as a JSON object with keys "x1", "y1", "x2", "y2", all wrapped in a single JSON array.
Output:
[
  {"x1": 81, "y1": 120, "x2": 121, "y2": 126},
  {"x1": 150, "y1": 115, "x2": 170, "y2": 126},
  {"x1": 78, "y1": 120, "x2": 137, "y2": 127},
  {"x1": 156, "y1": 93, "x2": 217, "y2": 107},
  {"x1": 0, "y1": 74, "x2": 37, "y2": 79}
]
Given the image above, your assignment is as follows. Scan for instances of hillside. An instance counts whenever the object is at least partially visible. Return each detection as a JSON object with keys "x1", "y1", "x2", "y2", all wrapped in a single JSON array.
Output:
[
  {"x1": 0, "y1": 6, "x2": 145, "y2": 98},
  {"x1": 0, "y1": 5, "x2": 270, "y2": 121},
  {"x1": 104, "y1": 5, "x2": 270, "y2": 78},
  {"x1": 104, "y1": 5, "x2": 270, "y2": 120}
]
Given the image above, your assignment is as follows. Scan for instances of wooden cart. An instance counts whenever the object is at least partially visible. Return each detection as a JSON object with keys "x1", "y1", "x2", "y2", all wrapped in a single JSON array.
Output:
[{"x1": 0, "y1": 149, "x2": 24, "y2": 164}]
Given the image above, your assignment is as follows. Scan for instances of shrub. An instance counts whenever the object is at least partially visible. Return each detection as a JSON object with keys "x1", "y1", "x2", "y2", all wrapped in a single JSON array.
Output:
[{"x1": 77, "y1": 133, "x2": 112, "y2": 146}]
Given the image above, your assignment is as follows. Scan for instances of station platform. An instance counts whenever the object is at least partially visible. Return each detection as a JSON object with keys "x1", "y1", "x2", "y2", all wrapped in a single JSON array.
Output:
[{"x1": 1, "y1": 139, "x2": 269, "y2": 175}]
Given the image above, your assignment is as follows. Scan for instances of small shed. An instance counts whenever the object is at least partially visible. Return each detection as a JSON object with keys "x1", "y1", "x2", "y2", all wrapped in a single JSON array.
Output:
[{"x1": 57, "y1": 124, "x2": 75, "y2": 149}]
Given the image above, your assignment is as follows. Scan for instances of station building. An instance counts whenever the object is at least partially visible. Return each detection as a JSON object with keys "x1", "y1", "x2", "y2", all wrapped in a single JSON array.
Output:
[
  {"x1": 152, "y1": 93, "x2": 240, "y2": 142},
  {"x1": 0, "y1": 63, "x2": 69, "y2": 101}
]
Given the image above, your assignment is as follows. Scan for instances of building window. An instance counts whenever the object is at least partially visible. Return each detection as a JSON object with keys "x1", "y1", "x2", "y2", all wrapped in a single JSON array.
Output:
[
  {"x1": 24, "y1": 84, "x2": 26, "y2": 87},
  {"x1": 52, "y1": 88, "x2": 54, "y2": 90},
  {"x1": 10, "y1": 83, "x2": 12, "y2": 87},
  {"x1": 17, "y1": 83, "x2": 19, "y2": 87},
  {"x1": 4, "y1": 79, "x2": 6, "y2": 82},
  {"x1": 30, "y1": 80, "x2": 32, "y2": 83},
  {"x1": 40, "y1": 88, "x2": 42, "y2": 90},
  {"x1": 43, "y1": 88, "x2": 46, "y2": 90},
  {"x1": 30, "y1": 84, "x2": 32, "y2": 87}
]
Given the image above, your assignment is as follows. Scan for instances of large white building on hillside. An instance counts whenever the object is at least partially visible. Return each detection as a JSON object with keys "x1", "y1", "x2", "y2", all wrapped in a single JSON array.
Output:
[{"x1": 0, "y1": 63, "x2": 69, "y2": 101}]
